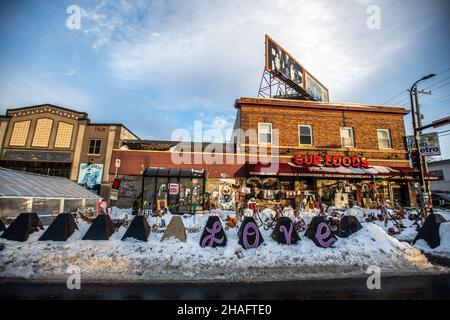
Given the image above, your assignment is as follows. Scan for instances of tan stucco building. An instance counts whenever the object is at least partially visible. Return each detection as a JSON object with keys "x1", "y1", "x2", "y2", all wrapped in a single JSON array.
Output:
[{"x1": 0, "y1": 104, "x2": 138, "y2": 199}]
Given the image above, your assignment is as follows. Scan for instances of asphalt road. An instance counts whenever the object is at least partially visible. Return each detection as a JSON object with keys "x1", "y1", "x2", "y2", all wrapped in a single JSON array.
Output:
[{"x1": 1, "y1": 274, "x2": 449, "y2": 299}]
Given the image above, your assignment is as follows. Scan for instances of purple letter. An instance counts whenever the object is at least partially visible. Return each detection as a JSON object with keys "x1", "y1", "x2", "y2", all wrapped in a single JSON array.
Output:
[
  {"x1": 280, "y1": 224, "x2": 293, "y2": 245},
  {"x1": 201, "y1": 221, "x2": 225, "y2": 247},
  {"x1": 315, "y1": 222, "x2": 336, "y2": 248},
  {"x1": 243, "y1": 222, "x2": 260, "y2": 249}
]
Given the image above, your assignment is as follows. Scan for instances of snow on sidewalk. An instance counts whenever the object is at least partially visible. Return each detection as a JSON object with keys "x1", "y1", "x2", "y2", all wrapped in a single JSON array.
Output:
[
  {"x1": 413, "y1": 222, "x2": 450, "y2": 259},
  {"x1": 0, "y1": 211, "x2": 446, "y2": 283}
]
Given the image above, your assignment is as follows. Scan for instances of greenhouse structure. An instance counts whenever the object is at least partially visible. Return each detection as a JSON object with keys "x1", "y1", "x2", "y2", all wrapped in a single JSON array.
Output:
[{"x1": 0, "y1": 167, "x2": 100, "y2": 222}]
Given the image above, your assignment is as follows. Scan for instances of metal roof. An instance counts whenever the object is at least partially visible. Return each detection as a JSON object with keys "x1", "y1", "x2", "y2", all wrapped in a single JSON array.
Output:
[{"x1": 0, "y1": 167, "x2": 100, "y2": 199}]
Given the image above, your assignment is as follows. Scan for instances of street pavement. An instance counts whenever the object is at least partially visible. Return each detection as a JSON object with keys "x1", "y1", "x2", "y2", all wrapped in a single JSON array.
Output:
[{"x1": 1, "y1": 274, "x2": 449, "y2": 299}]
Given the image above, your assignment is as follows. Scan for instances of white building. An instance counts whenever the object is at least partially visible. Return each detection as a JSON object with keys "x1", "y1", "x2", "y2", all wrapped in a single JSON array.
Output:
[{"x1": 428, "y1": 159, "x2": 450, "y2": 192}]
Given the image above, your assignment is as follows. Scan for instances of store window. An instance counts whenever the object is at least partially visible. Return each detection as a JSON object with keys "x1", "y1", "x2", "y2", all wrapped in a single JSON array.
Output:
[
  {"x1": 32, "y1": 118, "x2": 53, "y2": 147},
  {"x1": 88, "y1": 139, "x2": 102, "y2": 155},
  {"x1": 377, "y1": 129, "x2": 392, "y2": 149},
  {"x1": 54, "y1": 122, "x2": 74, "y2": 148},
  {"x1": 9, "y1": 120, "x2": 31, "y2": 146},
  {"x1": 142, "y1": 168, "x2": 205, "y2": 214},
  {"x1": 258, "y1": 122, "x2": 272, "y2": 144},
  {"x1": 298, "y1": 125, "x2": 313, "y2": 146},
  {"x1": 340, "y1": 127, "x2": 354, "y2": 148},
  {"x1": 430, "y1": 170, "x2": 444, "y2": 179}
]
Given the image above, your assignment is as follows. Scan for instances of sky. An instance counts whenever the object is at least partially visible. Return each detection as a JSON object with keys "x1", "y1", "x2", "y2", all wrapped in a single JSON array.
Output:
[{"x1": 0, "y1": 0, "x2": 449, "y2": 158}]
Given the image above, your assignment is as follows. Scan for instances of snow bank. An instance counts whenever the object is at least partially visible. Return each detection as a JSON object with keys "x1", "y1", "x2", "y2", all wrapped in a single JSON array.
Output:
[
  {"x1": 0, "y1": 213, "x2": 444, "y2": 283},
  {"x1": 413, "y1": 222, "x2": 450, "y2": 259}
]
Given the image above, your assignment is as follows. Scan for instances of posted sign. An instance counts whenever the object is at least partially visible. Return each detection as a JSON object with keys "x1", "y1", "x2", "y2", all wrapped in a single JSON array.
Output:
[
  {"x1": 419, "y1": 133, "x2": 441, "y2": 156},
  {"x1": 169, "y1": 183, "x2": 179, "y2": 195}
]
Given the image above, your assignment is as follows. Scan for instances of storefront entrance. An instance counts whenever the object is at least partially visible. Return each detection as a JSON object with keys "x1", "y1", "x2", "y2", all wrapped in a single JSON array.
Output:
[{"x1": 141, "y1": 168, "x2": 205, "y2": 214}]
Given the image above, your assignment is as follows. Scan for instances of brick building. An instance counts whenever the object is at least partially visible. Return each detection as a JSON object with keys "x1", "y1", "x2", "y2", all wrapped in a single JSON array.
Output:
[
  {"x1": 111, "y1": 97, "x2": 437, "y2": 212},
  {"x1": 0, "y1": 104, "x2": 138, "y2": 199}
]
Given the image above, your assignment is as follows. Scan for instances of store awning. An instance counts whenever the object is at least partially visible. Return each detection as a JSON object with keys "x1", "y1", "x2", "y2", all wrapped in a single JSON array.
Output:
[
  {"x1": 246, "y1": 162, "x2": 439, "y2": 181},
  {"x1": 143, "y1": 167, "x2": 205, "y2": 178}
]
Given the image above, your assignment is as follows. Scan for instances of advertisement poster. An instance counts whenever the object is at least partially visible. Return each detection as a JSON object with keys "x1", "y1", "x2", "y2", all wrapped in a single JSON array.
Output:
[
  {"x1": 419, "y1": 132, "x2": 441, "y2": 156},
  {"x1": 406, "y1": 133, "x2": 441, "y2": 156},
  {"x1": 77, "y1": 163, "x2": 103, "y2": 195}
]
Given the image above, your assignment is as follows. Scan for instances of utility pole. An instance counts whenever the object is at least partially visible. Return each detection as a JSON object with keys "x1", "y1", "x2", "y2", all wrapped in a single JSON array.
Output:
[
  {"x1": 413, "y1": 89, "x2": 432, "y2": 205},
  {"x1": 409, "y1": 74, "x2": 435, "y2": 218}
]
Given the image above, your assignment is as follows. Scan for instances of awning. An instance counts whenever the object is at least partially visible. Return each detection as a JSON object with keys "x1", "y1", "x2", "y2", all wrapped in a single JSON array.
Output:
[
  {"x1": 143, "y1": 167, "x2": 205, "y2": 178},
  {"x1": 246, "y1": 162, "x2": 439, "y2": 181}
]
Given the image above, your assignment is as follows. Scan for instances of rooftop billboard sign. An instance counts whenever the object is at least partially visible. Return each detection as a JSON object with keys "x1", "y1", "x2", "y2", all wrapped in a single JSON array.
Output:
[{"x1": 265, "y1": 35, "x2": 329, "y2": 102}]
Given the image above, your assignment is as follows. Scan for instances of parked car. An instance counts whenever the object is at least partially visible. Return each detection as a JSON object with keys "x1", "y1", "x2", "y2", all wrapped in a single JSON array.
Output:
[{"x1": 432, "y1": 192, "x2": 450, "y2": 209}]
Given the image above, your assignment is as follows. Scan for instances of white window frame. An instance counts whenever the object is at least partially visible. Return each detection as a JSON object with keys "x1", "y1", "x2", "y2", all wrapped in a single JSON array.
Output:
[
  {"x1": 340, "y1": 127, "x2": 354, "y2": 148},
  {"x1": 258, "y1": 122, "x2": 273, "y2": 145},
  {"x1": 377, "y1": 128, "x2": 392, "y2": 149},
  {"x1": 298, "y1": 125, "x2": 313, "y2": 146}
]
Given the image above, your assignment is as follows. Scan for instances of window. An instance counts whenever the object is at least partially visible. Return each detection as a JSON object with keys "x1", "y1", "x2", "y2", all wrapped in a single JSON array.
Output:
[
  {"x1": 54, "y1": 122, "x2": 74, "y2": 148},
  {"x1": 9, "y1": 120, "x2": 31, "y2": 146},
  {"x1": 88, "y1": 139, "x2": 102, "y2": 155},
  {"x1": 430, "y1": 170, "x2": 444, "y2": 180},
  {"x1": 258, "y1": 122, "x2": 272, "y2": 144},
  {"x1": 32, "y1": 118, "x2": 53, "y2": 147},
  {"x1": 298, "y1": 125, "x2": 313, "y2": 146},
  {"x1": 340, "y1": 127, "x2": 354, "y2": 147},
  {"x1": 377, "y1": 129, "x2": 392, "y2": 149}
]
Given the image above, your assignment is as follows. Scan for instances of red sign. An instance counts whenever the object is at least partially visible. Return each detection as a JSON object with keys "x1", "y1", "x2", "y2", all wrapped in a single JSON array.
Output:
[
  {"x1": 112, "y1": 178, "x2": 121, "y2": 190},
  {"x1": 293, "y1": 154, "x2": 369, "y2": 168}
]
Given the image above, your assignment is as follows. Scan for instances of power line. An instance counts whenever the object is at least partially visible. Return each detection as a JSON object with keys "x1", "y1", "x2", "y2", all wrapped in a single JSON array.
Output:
[
  {"x1": 421, "y1": 95, "x2": 450, "y2": 107},
  {"x1": 380, "y1": 90, "x2": 408, "y2": 105},
  {"x1": 423, "y1": 75, "x2": 450, "y2": 90},
  {"x1": 378, "y1": 66, "x2": 450, "y2": 106},
  {"x1": 429, "y1": 81, "x2": 450, "y2": 92}
]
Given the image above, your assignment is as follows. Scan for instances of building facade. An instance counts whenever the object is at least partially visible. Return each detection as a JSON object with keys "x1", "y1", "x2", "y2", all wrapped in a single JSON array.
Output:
[
  {"x1": 428, "y1": 159, "x2": 450, "y2": 192},
  {"x1": 0, "y1": 104, "x2": 138, "y2": 199},
  {"x1": 111, "y1": 97, "x2": 437, "y2": 211}
]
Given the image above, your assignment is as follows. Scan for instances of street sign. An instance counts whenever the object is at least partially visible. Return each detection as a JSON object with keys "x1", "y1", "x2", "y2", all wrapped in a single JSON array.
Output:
[
  {"x1": 419, "y1": 132, "x2": 441, "y2": 156},
  {"x1": 110, "y1": 189, "x2": 119, "y2": 201},
  {"x1": 115, "y1": 159, "x2": 121, "y2": 168}
]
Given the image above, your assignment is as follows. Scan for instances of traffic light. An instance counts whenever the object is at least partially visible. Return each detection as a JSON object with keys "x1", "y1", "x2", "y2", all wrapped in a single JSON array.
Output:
[{"x1": 409, "y1": 151, "x2": 421, "y2": 179}]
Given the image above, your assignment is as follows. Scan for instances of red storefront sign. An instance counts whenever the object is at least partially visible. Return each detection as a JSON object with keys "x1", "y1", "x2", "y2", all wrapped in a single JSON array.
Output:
[{"x1": 293, "y1": 154, "x2": 369, "y2": 168}]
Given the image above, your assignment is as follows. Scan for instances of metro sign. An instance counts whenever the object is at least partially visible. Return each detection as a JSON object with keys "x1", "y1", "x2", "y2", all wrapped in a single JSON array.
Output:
[{"x1": 293, "y1": 154, "x2": 369, "y2": 168}]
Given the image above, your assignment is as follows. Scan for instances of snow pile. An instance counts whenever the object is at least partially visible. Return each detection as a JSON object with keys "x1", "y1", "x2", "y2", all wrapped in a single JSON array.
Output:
[
  {"x1": 413, "y1": 222, "x2": 450, "y2": 259},
  {"x1": 0, "y1": 213, "x2": 444, "y2": 283}
]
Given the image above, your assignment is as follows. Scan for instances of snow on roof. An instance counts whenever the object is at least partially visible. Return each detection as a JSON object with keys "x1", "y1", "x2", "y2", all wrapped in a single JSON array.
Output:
[{"x1": 0, "y1": 167, "x2": 100, "y2": 199}]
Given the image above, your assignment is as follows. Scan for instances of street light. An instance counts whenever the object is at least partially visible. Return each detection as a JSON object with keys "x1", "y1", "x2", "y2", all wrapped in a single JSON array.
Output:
[{"x1": 409, "y1": 74, "x2": 436, "y2": 217}]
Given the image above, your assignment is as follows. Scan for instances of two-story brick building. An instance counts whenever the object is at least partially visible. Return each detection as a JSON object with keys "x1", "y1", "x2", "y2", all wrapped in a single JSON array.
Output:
[
  {"x1": 110, "y1": 97, "x2": 437, "y2": 212},
  {"x1": 0, "y1": 104, "x2": 139, "y2": 199}
]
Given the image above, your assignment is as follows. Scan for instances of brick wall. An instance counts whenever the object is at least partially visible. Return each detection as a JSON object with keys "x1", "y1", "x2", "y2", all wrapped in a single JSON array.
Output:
[{"x1": 236, "y1": 98, "x2": 409, "y2": 163}]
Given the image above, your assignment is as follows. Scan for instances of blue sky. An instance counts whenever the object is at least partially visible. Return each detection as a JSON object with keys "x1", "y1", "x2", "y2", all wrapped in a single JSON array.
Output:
[{"x1": 0, "y1": 0, "x2": 449, "y2": 158}]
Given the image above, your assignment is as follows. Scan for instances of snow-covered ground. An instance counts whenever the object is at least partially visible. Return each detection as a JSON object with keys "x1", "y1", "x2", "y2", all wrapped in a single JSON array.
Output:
[{"x1": 1, "y1": 208, "x2": 448, "y2": 283}]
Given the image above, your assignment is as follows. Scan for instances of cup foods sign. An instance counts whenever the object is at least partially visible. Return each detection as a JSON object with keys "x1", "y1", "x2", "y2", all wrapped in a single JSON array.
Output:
[{"x1": 292, "y1": 154, "x2": 369, "y2": 167}]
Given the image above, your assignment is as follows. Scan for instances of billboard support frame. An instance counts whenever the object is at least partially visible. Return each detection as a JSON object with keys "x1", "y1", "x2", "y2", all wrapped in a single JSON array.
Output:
[{"x1": 257, "y1": 69, "x2": 313, "y2": 100}]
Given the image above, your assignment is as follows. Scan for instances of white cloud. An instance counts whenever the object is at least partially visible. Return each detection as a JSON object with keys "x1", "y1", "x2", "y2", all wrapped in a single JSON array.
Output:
[{"x1": 79, "y1": 0, "x2": 413, "y2": 107}]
